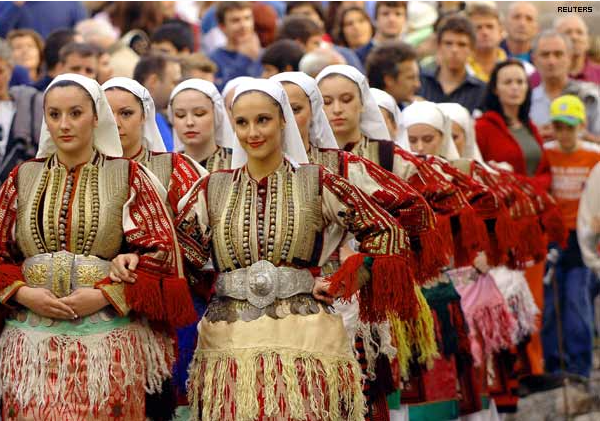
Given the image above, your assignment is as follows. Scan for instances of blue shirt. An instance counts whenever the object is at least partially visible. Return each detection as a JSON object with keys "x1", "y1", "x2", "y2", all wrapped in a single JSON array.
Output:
[
  {"x1": 355, "y1": 40, "x2": 374, "y2": 65},
  {"x1": 209, "y1": 48, "x2": 263, "y2": 91},
  {"x1": 156, "y1": 113, "x2": 174, "y2": 152},
  {"x1": 500, "y1": 39, "x2": 533, "y2": 64},
  {"x1": 0, "y1": 1, "x2": 87, "y2": 38},
  {"x1": 334, "y1": 45, "x2": 365, "y2": 73},
  {"x1": 9, "y1": 65, "x2": 31, "y2": 88},
  {"x1": 419, "y1": 68, "x2": 487, "y2": 113}
]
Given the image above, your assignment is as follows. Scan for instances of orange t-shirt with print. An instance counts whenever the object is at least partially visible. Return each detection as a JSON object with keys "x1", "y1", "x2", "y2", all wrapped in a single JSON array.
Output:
[{"x1": 544, "y1": 140, "x2": 600, "y2": 230}]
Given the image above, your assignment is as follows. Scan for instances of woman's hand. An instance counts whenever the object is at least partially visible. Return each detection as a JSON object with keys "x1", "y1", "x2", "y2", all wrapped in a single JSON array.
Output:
[
  {"x1": 109, "y1": 253, "x2": 139, "y2": 283},
  {"x1": 14, "y1": 286, "x2": 77, "y2": 319},
  {"x1": 312, "y1": 277, "x2": 336, "y2": 305},
  {"x1": 59, "y1": 289, "x2": 109, "y2": 318}
]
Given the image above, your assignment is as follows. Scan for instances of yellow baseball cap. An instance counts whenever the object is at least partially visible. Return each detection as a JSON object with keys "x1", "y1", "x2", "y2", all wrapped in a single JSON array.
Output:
[{"x1": 550, "y1": 95, "x2": 586, "y2": 126}]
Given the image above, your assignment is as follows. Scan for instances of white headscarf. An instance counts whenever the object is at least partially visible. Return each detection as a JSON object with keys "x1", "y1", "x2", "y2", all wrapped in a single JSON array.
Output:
[
  {"x1": 168, "y1": 78, "x2": 235, "y2": 152},
  {"x1": 38, "y1": 73, "x2": 122, "y2": 158},
  {"x1": 230, "y1": 78, "x2": 309, "y2": 169},
  {"x1": 399, "y1": 101, "x2": 459, "y2": 160},
  {"x1": 315, "y1": 64, "x2": 390, "y2": 141},
  {"x1": 437, "y1": 102, "x2": 483, "y2": 162},
  {"x1": 222, "y1": 76, "x2": 254, "y2": 99},
  {"x1": 369, "y1": 88, "x2": 408, "y2": 148},
  {"x1": 270, "y1": 72, "x2": 338, "y2": 149},
  {"x1": 101, "y1": 77, "x2": 166, "y2": 152}
]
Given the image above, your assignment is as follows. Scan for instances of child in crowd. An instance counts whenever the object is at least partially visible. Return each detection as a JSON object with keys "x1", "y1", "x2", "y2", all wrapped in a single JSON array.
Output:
[{"x1": 542, "y1": 95, "x2": 600, "y2": 379}]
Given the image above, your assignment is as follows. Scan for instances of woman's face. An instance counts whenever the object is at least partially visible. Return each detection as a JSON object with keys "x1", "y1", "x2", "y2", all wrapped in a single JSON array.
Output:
[
  {"x1": 97, "y1": 53, "x2": 114, "y2": 85},
  {"x1": 451, "y1": 122, "x2": 466, "y2": 156},
  {"x1": 494, "y1": 64, "x2": 528, "y2": 109},
  {"x1": 232, "y1": 91, "x2": 284, "y2": 162},
  {"x1": 342, "y1": 10, "x2": 373, "y2": 48},
  {"x1": 105, "y1": 88, "x2": 145, "y2": 155},
  {"x1": 407, "y1": 123, "x2": 443, "y2": 155},
  {"x1": 44, "y1": 85, "x2": 97, "y2": 156},
  {"x1": 10, "y1": 35, "x2": 40, "y2": 73},
  {"x1": 379, "y1": 106, "x2": 397, "y2": 139},
  {"x1": 319, "y1": 75, "x2": 362, "y2": 139},
  {"x1": 282, "y1": 82, "x2": 312, "y2": 145},
  {"x1": 171, "y1": 89, "x2": 215, "y2": 148}
]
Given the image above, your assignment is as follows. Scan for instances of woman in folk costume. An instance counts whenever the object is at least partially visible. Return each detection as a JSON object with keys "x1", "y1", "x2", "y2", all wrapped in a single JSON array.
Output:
[
  {"x1": 102, "y1": 77, "x2": 208, "y2": 215},
  {"x1": 272, "y1": 71, "x2": 440, "y2": 421},
  {"x1": 316, "y1": 65, "x2": 486, "y2": 271},
  {"x1": 101, "y1": 77, "x2": 208, "y2": 419},
  {"x1": 0, "y1": 73, "x2": 196, "y2": 420},
  {"x1": 404, "y1": 101, "x2": 518, "y2": 421},
  {"x1": 168, "y1": 78, "x2": 426, "y2": 421},
  {"x1": 369, "y1": 87, "x2": 409, "y2": 149},
  {"x1": 168, "y1": 79, "x2": 236, "y2": 172}
]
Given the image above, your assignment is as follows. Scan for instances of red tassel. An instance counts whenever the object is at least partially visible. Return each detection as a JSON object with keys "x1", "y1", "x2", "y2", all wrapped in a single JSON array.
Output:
[
  {"x1": 125, "y1": 268, "x2": 165, "y2": 322},
  {"x1": 0, "y1": 263, "x2": 22, "y2": 290},
  {"x1": 436, "y1": 214, "x2": 454, "y2": 259},
  {"x1": 327, "y1": 253, "x2": 366, "y2": 300},
  {"x1": 455, "y1": 208, "x2": 489, "y2": 267},
  {"x1": 413, "y1": 228, "x2": 449, "y2": 283},
  {"x1": 541, "y1": 207, "x2": 567, "y2": 248},
  {"x1": 512, "y1": 216, "x2": 546, "y2": 268},
  {"x1": 162, "y1": 276, "x2": 198, "y2": 328}
]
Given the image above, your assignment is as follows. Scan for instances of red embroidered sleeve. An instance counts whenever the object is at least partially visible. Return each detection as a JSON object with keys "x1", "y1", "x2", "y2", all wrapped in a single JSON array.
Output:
[
  {"x1": 167, "y1": 153, "x2": 203, "y2": 215},
  {"x1": 0, "y1": 166, "x2": 25, "y2": 307},
  {"x1": 344, "y1": 152, "x2": 447, "y2": 281},
  {"x1": 322, "y1": 168, "x2": 420, "y2": 323},
  {"x1": 97, "y1": 161, "x2": 196, "y2": 328}
]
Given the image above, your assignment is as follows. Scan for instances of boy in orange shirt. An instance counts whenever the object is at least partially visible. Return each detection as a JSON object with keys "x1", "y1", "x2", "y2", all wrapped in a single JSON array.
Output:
[{"x1": 542, "y1": 95, "x2": 600, "y2": 378}]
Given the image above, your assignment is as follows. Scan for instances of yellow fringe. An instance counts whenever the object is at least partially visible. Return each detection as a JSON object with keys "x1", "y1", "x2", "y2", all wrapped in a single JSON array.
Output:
[
  {"x1": 187, "y1": 347, "x2": 365, "y2": 421},
  {"x1": 388, "y1": 285, "x2": 439, "y2": 378}
]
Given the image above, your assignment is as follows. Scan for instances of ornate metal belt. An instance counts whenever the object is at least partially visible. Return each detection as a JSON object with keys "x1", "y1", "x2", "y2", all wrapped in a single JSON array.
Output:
[
  {"x1": 215, "y1": 260, "x2": 314, "y2": 308},
  {"x1": 22, "y1": 251, "x2": 111, "y2": 298}
]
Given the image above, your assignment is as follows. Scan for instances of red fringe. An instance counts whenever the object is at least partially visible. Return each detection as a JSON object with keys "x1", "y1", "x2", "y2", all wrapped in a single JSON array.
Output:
[
  {"x1": 436, "y1": 214, "x2": 454, "y2": 259},
  {"x1": 541, "y1": 207, "x2": 567, "y2": 248},
  {"x1": 455, "y1": 208, "x2": 489, "y2": 268},
  {"x1": 327, "y1": 253, "x2": 365, "y2": 301},
  {"x1": 512, "y1": 217, "x2": 546, "y2": 268},
  {"x1": 0, "y1": 263, "x2": 22, "y2": 289},
  {"x1": 328, "y1": 253, "x2": 419, "y2": 323},
  {"x1": 125, "y1": 268, "x2": 165, "y2": 322},
  {"x1": 162, "y1": 276, "x2": 198, "y2": 328},
  {"x1": 413, "y1": 228, "x2": 449, "y2": 283},
  {"x1": 486, "y1": 209, "x2": 513, "y2": 266}
]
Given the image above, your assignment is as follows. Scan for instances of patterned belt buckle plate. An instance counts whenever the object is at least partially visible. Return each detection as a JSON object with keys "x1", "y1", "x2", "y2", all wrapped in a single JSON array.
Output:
[{"x1": 246, "y1": 260, "x2": 278, "y2": 308}]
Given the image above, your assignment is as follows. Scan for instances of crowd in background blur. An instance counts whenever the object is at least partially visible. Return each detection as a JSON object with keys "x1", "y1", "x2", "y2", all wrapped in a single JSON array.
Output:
[{"x1": 0, "y1": 0, "x2": 600, "y2": 409}]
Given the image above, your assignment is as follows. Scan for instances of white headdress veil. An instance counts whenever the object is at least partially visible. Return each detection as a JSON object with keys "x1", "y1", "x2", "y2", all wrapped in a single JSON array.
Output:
[
  {"x1": 437, "y1": 102, "x2": 483, "y2": 162},
  {"x1": 399, "y1": 101, "x2": 460, "y2": 160},
  {"x1": 270, "y1": 72, "x2": 338, "y2": 149},
  {"x1": 38, "y1": 73, "x2": 123, "y2": 158},
  {"x1": 222, "y1": 76, "x2": 255, "y2": 99},
  {"x1": 101, "y1": 77, "x2": 166, "y2": 152},
  {"x1": 168, "y1": 78, "x2": 235, "y2": 152},
  {"x1": 315, "y1": 64, "x2": 390, "y2": 140},
  {"x1": 369, "y1": 87, "x2": 408, "y2": 148},
  {"x1": 230, "y1": 78, "x2": 309, "y2": 169}
]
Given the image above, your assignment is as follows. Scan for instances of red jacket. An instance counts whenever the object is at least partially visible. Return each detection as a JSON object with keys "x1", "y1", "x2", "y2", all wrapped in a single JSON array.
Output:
[{"x1": 475, "y1": 110, "x2": 551, "y2": 191}]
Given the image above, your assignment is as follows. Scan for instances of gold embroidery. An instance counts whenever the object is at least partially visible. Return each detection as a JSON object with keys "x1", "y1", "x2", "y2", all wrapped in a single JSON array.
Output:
[
  {"x1": 51, "y1": 251, "x2": 71, "y2": 298},
  {"x1": 145, "y1": 153, "x2": 173, "y2": 190},
  {"x1": 98, "y1": 282, "x2": 130, "y2": 316},
  {"x1": 23, "y1": 264, "x2": 48, "y2": 286},
  {"x1": 0, "y1": 281, "x2": 25, "y2": 304},
  {"x1": 16, "y1": 161, "x2": 49, "y2": 257},
  {"x1": 77, "y1": 265, "x2": 108, "y2": 287}
]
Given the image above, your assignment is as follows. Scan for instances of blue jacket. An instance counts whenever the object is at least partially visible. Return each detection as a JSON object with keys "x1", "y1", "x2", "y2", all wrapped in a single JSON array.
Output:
[
  {"x1": 209, "y1": 48, "x2": 263, "y2": 91},
  {"x1": 0, "y1": 1, "x2": 87, "y2": 38}
]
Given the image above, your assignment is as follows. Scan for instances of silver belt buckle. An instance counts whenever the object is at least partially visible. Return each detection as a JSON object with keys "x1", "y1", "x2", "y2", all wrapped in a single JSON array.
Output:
[{"x1": 246, "y1": 260, "x2": 278, "y2": 308}]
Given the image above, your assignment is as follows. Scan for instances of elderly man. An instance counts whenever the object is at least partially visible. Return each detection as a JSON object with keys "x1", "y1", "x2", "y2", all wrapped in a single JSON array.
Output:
[
  {"x1": 500, "y1": 2, "x2": 539, "y2": 64},
  {"x1": 530, "y1": 30, "x2": 600, "y2": 142},
  {"x1": 555, "y1": 16, "x2": 600, "y2": 84},
  {"x1": 298, "y1": 47, "x2": 346, "y2": 78}
]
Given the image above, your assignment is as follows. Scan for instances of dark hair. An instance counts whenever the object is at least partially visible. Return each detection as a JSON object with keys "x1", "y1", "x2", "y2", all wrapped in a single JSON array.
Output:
[
  {"x1": 44, "y1": 80, "x2": 97, "y2": 116},
  {"x1": 482, "y1": 59, "x2": 532, "y2": 129},
  {"x1": 133, "y1": 54, "x2": 178, "y2": 85},
  {"x1": 374, "y1": 1, "x2": 407, "y2": 19},
  {"x1": 260, "y1": 39, "x2": 304, "y2": 72},
  {"x1": 286, "y1": 2, "x2": 326, "y2": 23},
  {"x1": 365, "y1": 42, "x2": 417, "y2": 90},
  {"x1": 151, "y1": 22, "x2": 194, "y2": 53},
  {"x1": 253, "y1": 2, "x2": 278, "y2": 47},
  {"x1": 104, "y1": 86, "x2": 145, "y2": 114},
  {"x1": 216, "y1": 2, "x2": 252, "y2": 25},
  {"x1": 107, "y1": 1, "x2": 164, "y2": 36},
  {"x1": 332, "y1": 6, "x2": 374, "y2": 48},
  {"x1": 234, "y1": 90, "x2": 284, "y2": 119},
  {"x1": 437, "y1": 15, "x2": 476, "y2": 46},
  {"x1": 59, "y1": 42, "x2": 98, "y2": 63},
  {"x1": 465, "y1": 3, "x2": 501, "y2": 23},
  {"x1": 43, "y1": 29, "x2": 78, "y2": 72},
  {"x1": 277, "y1": 16, "x2": 322, "y2": 44}
]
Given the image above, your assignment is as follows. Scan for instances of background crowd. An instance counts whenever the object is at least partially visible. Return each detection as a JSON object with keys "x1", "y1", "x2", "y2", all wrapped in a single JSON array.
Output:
[{"x1": 0, "y1": 0, "x2": 599, "y2": 415}]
